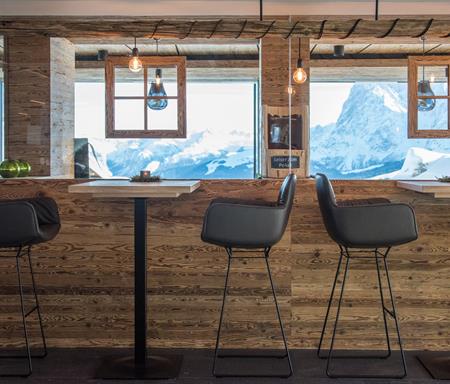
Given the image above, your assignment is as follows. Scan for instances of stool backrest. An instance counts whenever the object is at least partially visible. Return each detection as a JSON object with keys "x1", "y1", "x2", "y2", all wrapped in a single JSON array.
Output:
[
  {"x1": 276, "y1": 174, "x2": 297, "y2": 235},
  {"x1": 315, "y1": 173, "x2": 340, "y2": 241}
]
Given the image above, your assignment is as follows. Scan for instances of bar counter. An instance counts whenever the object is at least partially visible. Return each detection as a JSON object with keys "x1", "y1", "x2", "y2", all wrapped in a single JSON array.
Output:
[{"x1": 0, "y1": 178, "x2": 448, "y2": 352}]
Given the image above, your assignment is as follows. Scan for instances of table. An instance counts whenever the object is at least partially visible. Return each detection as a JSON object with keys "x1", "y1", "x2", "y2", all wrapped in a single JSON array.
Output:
[
  {"x1": 397, "y1": 180, "x2": 450, "y2": 379},
  {"x1": 68, "y1": 179, "x2": 200, "y2": 379},
  {"x1": 397, "y1": 181, "x2": 450, "y2": 198}
]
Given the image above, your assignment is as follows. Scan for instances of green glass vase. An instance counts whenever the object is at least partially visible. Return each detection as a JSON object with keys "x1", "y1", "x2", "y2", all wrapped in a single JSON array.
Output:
[
  {"x1": 17, "y1": 160, "x2": 32, "y2": 177},
  {"x1": 0, "y1": 160, "x2": 20, "y2": 178}
]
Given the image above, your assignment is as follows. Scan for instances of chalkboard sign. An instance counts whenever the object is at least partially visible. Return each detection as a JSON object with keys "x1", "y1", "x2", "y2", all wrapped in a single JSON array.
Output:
[{"x1": 271, "y1": 156, "x2": 300, "y2": 169}]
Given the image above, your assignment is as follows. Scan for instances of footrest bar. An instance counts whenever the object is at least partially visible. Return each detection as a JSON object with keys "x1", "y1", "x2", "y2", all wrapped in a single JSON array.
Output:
[
  {"x1": 383, "y1": 306, "x2": 395, "y2": 318},
  {"x1": 24, "y1": 306, "x2": 38, "y2": 318}
]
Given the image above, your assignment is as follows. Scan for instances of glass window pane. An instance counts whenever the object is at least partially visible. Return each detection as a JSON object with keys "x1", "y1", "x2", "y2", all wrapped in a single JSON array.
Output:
[
  {"x1": 115, "y1": 67, "x2": 144, "y2": 97},
  {"x1": 418, "y1": 98, "x2": 448, "y2": 130},
  {"x1": 115, "y1": 99, "x2": 144, "y2": 130},
  {"x1": 147, "y1": 66, "x2": 178, "y2": 97},
  {"x1": 147, "y1": 99, "x2": 178, "y2": 130},
  {"x1": 418, "y1": 66, "x2": 448, "y2": 96}
]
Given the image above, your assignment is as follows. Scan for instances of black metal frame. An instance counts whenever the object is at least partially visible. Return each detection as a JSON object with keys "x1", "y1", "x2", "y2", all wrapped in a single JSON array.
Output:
[
  {"x1": 213, "y1": 247, "x2": 293, "y2": 378},
  {"x1": 0, "y1": 246, "x2": 47, "y2": 377},
  {"x1": 317, "y1": 246, "x2": 407, "y2": 379}
]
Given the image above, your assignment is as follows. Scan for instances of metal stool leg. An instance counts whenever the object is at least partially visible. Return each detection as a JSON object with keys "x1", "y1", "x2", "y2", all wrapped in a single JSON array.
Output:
[
  {"x1": 0, "y1": 246, "x2": 48, "y2": 377},
  {"x1": 317, "y1": 246, "x2": 344, "y2": 358},
  {"x1": 0, "y1": 247, "x2": 33, "y2": 377},
  {"x1": 213, "y1": 247, "x2": 293, "y2": 378},
  {"x1": 26, "y1": 246, "x2": 47, "y2": 358},
  {"x1": 323, "y1": 247, "x2": 408, "y2": 379},
  {"x1": 379, "y1": 251, "x2": 407, "y2": 378},
  {"x1": 212, "y1": 248, "x2": 232, "y2": 377}
]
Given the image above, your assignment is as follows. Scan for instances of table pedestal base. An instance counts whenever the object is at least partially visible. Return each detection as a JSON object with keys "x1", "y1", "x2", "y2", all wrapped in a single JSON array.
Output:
[
  {"x1": 95, "y1": 354, "x2": 183, "y2": 379},
  {"x1": 417, "y1": 354, "x2": 450, "y2": 380}
]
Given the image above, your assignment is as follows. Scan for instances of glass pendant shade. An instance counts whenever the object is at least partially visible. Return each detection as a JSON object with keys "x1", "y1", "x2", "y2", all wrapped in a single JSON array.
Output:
[
  {"x1": 293, "y1": 59, "x2": 307, "y2": 84},
  {"x1": 417, "y1": 80, "x2": 436, "y2": 112},
  {"x1": 128, "y1": 47, "x2": 142, "y2": 73},
  {"x1": 147, "y1": 69, "x2": 168, "y2": 110}
]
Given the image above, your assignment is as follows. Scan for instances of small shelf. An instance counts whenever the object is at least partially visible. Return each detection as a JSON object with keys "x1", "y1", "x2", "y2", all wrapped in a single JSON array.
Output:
[{"x1": 397, "y1": 181, "x2": 450, "y2": 199}]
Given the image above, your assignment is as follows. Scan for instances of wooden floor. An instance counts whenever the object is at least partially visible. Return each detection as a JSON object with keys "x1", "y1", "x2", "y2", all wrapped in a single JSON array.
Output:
[{"x1": 0, "y1": 349, "x2": 447, "y2": 383}]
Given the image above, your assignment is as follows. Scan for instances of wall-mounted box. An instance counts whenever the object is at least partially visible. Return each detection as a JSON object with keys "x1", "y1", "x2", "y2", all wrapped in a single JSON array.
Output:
[{"x1": 263, "y1": 105, "x2": 308, "y2": 179}]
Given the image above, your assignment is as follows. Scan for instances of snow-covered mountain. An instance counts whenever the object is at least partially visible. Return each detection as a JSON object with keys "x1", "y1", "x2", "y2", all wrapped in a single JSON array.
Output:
[
  {"x1": 88, "y1": 133, "x2": 254, "y2": 179},
  {"x1": 310, "y1": 82, "x2": 450, "y2": 179}
]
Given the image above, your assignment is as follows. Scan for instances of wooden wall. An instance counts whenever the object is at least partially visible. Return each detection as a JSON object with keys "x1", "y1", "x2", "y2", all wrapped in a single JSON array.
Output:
[{"x1": 0, "y1": 179, "x2": 448, "y2": 351}]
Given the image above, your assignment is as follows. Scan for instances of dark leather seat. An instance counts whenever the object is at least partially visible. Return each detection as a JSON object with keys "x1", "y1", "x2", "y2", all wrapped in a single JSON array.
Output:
[
  {"x1": 201, "y1": 174, "x2": 296, "y2": 249},
  {"x1": 0, "y1": 197, "x2": 61, "y2": 248},
  {"x1": 315, "y1": 173, "x2": 418, "y2": 248}
]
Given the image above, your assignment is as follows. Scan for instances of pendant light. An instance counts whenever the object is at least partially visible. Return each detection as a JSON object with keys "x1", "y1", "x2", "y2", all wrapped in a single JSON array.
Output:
[
  {"x1": 147, "y1": 39, "x2": 168, "y2": 111},
  {"x1": 128, "y1": 37, "x2": 143, "y2": 73},
  {"x1": 293, "y1": 38, "x2": 307, "y2": 84},
  {"x1": 417, "y1": 36, "x2": 436, "y2": 112}
]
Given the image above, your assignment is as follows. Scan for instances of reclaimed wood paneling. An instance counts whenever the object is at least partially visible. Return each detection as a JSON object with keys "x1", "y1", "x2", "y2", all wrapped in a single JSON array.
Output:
[
  {"x1": 0, "y1": 17, "x2": 449, "y2": 41},
  {"x1": 6, "y1": 35, "x2": 51, "y2": 175},
  {"x1": 6, "y1": 36, "x2": 75, "y2": 176},
  {"x1": 0, "y1": 178, "x2": 448, "y2": 351}
]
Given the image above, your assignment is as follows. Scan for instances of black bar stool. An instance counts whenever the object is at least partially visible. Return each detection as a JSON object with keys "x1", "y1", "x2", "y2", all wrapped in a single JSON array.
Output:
[
  {"x1": 201, "y1": 174, "x2": 296, "y2": 378},
  {"x1": 0, "y1": 197, "x2": 60, "y2": 377},
  {"x1": 315, "y1": 173, "x2": 418, "y2": 379}
]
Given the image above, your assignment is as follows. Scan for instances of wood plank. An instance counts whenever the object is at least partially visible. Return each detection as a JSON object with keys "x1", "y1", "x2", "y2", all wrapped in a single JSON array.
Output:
[{"x1": 0, "y1": 178, "x2": 448, "y2": 350}]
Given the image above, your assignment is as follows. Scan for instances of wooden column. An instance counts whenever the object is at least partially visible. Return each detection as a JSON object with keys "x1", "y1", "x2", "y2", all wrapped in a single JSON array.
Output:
[
  {"x1": 6, "y1": 35, "x2": 74, "y2": 176},
  {"x1": 260, "y1": 36, "x2": 310, "y2": 178},
  {"x1": 6, "y1": 35, "x2": 51, "y2": 175},
  {"x1": 50, "y1": 38, "x2": 75, "y2": 177}
]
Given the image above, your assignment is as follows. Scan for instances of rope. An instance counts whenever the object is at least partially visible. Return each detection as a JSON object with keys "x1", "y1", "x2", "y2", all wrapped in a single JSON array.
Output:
[
  {"x1": 413, "y1": 19, "x2": 434, "y2": 38},
  {"x1": 340, "y1": 19, "x2": 362, "y2": 39},
  {"x1": 256, "y1": 20, "x2": 276, "y2": 39},
  {"x1": 285, "y1": 20, "x2": 300, "y2": 39},
  {"x1": 377, "y1": 18, "x2": 399, "y2": 38},
  {"x1": 317, "y1": 20, "x2": 327, "y2": 39},
  {"x1": 181, "y1": 20, "x2": 197, "y2": 39},
  {"x1": 208, "y1": 19, "x2": 223, "y2": 38}
]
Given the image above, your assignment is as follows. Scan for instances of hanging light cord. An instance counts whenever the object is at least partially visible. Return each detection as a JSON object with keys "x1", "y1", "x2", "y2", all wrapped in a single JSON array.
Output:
[
  {"x1": 288, "y1": 16, "x2": 292, "y2": 174},
  {"x1": 375, "y1": 0, "x2": 379, "y2": 21},
  {"x1": 422, "y1": 36, "x2": 426, "y2": 80}
]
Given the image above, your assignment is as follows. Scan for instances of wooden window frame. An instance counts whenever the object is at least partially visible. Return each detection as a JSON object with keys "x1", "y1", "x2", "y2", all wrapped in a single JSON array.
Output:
[
  {"x1": 408, "y1": 56, "x2": 450, "y2": 138},
  {"x1": 105, "y1": 56, "x2": 186, "y2": 138}
]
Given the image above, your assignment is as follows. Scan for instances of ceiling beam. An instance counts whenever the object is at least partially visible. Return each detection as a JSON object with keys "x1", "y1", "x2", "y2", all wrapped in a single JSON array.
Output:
[{"x1": 0, "y1": 16, "x2": 448, "y2": 41}]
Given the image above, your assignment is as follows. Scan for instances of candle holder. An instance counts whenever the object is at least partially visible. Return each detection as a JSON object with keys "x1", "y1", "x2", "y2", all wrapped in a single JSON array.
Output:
[{"x1": 130, "y1": 172, "x2": 161, "y2": 183}]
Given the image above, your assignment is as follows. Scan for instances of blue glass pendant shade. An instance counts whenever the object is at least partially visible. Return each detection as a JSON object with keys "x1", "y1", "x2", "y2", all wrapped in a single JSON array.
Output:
[
  {"x1": 147, "y1": 69, "x2": 168, "y2": 111},
  {"x1": 417, "y1": 80, "x2": 436, "y2": 112}
]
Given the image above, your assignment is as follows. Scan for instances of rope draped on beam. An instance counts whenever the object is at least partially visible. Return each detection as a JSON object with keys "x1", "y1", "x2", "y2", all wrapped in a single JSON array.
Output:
[{"x1": 0, "y1": 17, "x2": 449, "y2": 39}]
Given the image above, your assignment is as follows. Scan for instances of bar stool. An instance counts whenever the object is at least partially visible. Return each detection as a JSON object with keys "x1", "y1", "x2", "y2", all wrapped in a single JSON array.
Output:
[
  {"x1": 201, "y1": 174, "x2": 296, "y2": 378},
  {"x1": 315, "y1": 173, "x2": 418, "y2": 379},
  {"x1": 0, "y1": 197, "x2": 60, "y2": 377}
]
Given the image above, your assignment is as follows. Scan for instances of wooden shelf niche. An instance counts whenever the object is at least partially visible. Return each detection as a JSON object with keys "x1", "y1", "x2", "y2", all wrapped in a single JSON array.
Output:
[{"x1": 262, "y1": 105, "x2": 308, "y2": 178}]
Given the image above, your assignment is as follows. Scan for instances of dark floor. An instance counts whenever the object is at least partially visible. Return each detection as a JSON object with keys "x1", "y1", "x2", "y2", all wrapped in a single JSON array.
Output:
[{"x1": 0, "y1": 349, "x2": 448, "y2": 384}]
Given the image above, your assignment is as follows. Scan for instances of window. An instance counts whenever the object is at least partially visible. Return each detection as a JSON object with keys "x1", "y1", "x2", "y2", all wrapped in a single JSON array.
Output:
[
  {"x1": 408, "y1": 56, "x2": 450, "y2": 138},
  {"x1": 105, "y1": 56, "x2": 186, "y2": 138},
  {"x1": 75, "y1": 80, "x2": 256, "y2": 179},
  {"x1": 310, "y1": 66, "x2": 450, "y2": 180}
]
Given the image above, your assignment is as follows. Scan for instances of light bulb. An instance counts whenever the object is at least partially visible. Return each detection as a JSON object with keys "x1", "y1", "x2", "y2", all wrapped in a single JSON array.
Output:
[
  {"x1": 128, "y1": 47, "x2": 142, "y2": 73},
  {"x1": 293, "y1": 59, "x2": 307, "y2": 84},
  {"x1": 287, "y1": 85, "x2": 295, "y2": 95}
]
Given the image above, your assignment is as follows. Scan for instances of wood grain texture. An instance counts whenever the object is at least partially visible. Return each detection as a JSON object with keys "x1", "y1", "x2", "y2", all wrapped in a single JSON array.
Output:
[
  {"x1": 0, "y1": 17, "x2": 449, "y2": 41},
  {"x1": 5, "y1": 35, "x2": 51, "y2": 175},
  {"x1": 0, "y1": 178, "x2": 448, "y2": 351}
]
